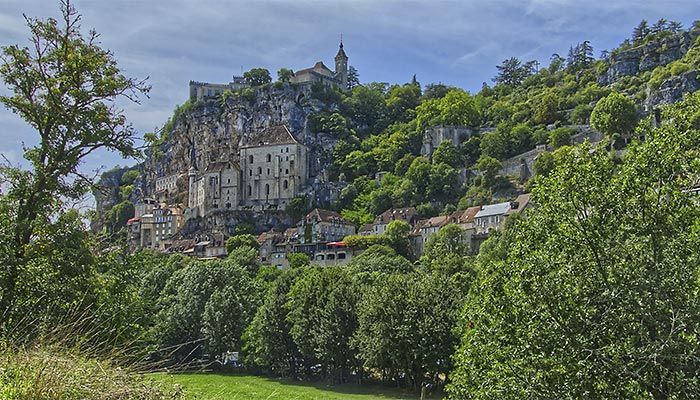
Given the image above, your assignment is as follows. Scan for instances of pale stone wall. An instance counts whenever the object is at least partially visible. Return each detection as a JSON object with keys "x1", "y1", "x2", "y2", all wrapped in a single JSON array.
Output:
[
  {"x1": 155, "y1": 174, "x2": 178, "y2": 193},
  {"x1": 239, "y1": 142, "x2": 308, "y2": 209}
]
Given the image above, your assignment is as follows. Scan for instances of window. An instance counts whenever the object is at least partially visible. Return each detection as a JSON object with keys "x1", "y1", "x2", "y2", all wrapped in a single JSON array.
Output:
[
  {"x1": 266, "y1": 154, "x2": 271, "y2": 162},
  {"x1": 249, "y1": 169, "x2": 252, "y2": 176},
  {"x1": 290, "y1": 160, "x2": 295, "y2": 169},
  {"x1": 338, "y1": 253, "x2": 346, "y2": 259},
  {"x1": 227, "y1": 178, "x2": 230, "y2": 184},
  {"x1": 257, "y1": 167, "x2": 262, "y2": 174},
  {"x1": 265, "y1": 184, "x2": 270, "y2": 196},
  {"x1": 286, "y1": 156, "x2": 289, "y2": 161},
  {"x1": 267, "y1": 168, "x2": 270, "y2": 175},
  {"x1": 283, "y1": 180, "x2": 288, "y2": 189},
  {"x1": 247, "y1": 185, "x2": 252, "y2": 196},
  {"x1": 285, "y1": 169, "x2": 289, "y2": 175},
  {"x1": 327, "y1": 254, "x2": 336, "y2": 260},
  {"x1": 249, "y1": 155, "x2": 254, "y2": 164}
]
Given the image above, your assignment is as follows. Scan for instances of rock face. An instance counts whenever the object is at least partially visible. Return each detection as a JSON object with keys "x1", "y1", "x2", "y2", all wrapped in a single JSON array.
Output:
[
  {"x1": 598, "y1": 30, "x2": 698, "y2": 86},
  {"x1": 91, "y1": 165, "x2": 139, "y2": 232},
  {"x1": 645, "y1": 70, "x2": 700, "y2": 109},
  {"x1": 134, "y1": 83, "x2": 342, "y2": 236}
]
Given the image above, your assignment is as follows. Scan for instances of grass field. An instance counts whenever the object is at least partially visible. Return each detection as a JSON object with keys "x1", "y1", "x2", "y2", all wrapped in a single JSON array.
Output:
[{"x1": 152, "y1": 373, "x2": 438, "y2": 400}]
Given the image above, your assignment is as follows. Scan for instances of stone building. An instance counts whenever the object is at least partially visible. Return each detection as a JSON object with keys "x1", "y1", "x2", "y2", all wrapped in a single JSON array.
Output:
[
  {"x1": 290, "y1": 42, "x2": 348, "y2": 90},
  {"x1": 372, "y1": 207, "x2": 418, "y2": 235},
  {"x1": 189, "y1": 76, "x2": 249, "y2": 101},
  {"x1": 421, "y1": 125, "x2": 476, "y2": 158},
  {"x1": 239, "y1": 125, "x2": 308, "y2": 210},
  {"x1": 298, "y1": 208, "x2": 356, "y2": 244},
  {"x1": 131, "y1": 203, "x2": 184, "y2": 250}
]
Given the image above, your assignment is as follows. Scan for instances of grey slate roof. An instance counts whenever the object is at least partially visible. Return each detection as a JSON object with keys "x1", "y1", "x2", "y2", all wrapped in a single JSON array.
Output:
[
  {"x1": 475, "y1": 202, "x2": 511, "y2": 218},
  {"x1": 240, "y1": 125, "x2": 298, "y2": 148}
]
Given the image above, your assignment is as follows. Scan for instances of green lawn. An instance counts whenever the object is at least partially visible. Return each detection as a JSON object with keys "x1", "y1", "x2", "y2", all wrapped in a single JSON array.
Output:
[{"x1": 152, "y1": 372, "x2": 438, "y2": 400}]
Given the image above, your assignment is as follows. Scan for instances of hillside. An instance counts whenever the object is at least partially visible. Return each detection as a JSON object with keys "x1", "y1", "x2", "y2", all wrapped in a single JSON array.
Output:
[{"x1": 93, "y1": 19, "x2": 700, "y2": 239}]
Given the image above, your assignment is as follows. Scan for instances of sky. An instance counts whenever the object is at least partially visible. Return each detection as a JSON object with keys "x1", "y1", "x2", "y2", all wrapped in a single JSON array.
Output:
[{"x1": 0, "y1": 0, "x2": 699, "y2": 179}]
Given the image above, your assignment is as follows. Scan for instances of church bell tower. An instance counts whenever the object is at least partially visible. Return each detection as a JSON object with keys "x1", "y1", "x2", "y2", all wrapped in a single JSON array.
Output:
[{"x1": 335, "y1": 39, "x2": 348, "y2": 90}]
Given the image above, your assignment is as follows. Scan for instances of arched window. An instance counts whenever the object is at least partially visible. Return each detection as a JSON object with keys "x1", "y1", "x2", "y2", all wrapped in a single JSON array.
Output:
[
  {"x1": 265, "y1": 184, "x2": 270, "y2": 196},
  {"x1": 266, "y1": 154, "x2": 271, "y2": 162},
  {"x1": 247, "y1": 185, "x2": 252, "y2": 196},
  {"x1": 257, "y1": 167, "x2": 262, "y2": 174},
  {"x1": 283, "y1": 180, "x2": 288, "y2": 189},
  {"x1": 249, "y1": 155, "x2": 254, "y2": 164},
  {"x1": 267, "y1": 168, "x2": 270, "y2": 175}
]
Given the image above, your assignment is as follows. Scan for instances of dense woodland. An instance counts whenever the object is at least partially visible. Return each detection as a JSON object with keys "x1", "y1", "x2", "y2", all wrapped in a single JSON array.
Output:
[{"x1": 1, "y1": 3, "x2": 700, "y2": 399}]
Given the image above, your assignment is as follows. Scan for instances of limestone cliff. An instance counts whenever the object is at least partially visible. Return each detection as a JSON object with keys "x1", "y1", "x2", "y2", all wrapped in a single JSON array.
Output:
[
  {"x1": 132, "y1": 83, "x2": 343, "y2": 235},
  {"x1": 598, "y1": 28, "x2": 700, "y2": 108},
  {"x1": 598, "y1": 30, "x2": 698, "y2": 86}
]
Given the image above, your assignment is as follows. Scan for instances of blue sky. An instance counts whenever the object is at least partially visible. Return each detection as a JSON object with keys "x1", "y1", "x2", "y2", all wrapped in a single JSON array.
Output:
[{"x1": 1, "y1": 0, "x2": 699, "y2": 178}]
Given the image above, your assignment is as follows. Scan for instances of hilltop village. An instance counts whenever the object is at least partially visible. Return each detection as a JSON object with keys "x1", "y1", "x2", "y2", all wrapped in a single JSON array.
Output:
[
  {"x1": 107, "y1": 22, "x2": 700, "y2": 266},
  {"x1": 121, "y1": 43, "x2": 541, "y2": 263}
]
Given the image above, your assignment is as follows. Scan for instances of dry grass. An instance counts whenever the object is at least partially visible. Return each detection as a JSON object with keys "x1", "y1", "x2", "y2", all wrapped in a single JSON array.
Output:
[{"x1": 0, "y1": 341, "x2": 183, "y2": 399}]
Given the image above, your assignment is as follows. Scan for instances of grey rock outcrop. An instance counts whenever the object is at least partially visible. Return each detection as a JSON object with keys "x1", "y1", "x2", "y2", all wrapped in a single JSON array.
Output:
[
  {"x1": 598, "y1": 30, "x2": 698, "y2": 86},
  {"x1": 645, "y1": 70, "x2": 700, "y2": 109}
]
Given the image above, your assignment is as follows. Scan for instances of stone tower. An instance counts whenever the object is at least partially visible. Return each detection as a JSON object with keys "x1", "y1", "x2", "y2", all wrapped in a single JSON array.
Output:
[{"x1": 335, "y1": 41, "x2": 348, "y2": 89}]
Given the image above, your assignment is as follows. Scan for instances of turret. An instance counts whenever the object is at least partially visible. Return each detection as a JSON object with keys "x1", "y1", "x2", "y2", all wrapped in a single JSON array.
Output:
[
  {"x1": 188, "y1": 167, "x2": 197, "y2": 208},
  {"x1": 335, "y1": 40, "x2": 348, "y2": 90}
]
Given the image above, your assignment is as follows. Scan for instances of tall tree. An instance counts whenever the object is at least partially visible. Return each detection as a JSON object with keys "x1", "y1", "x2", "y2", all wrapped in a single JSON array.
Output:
[
  {"x1": 277, "y1": 68, "x2": 294, "y2": 83},
  {"x1": 243, "y1": 68, "x2": 272, "y2": 86},
  {"x1": 346, "y1": 65, "x2": 360, "y2": 89},
  {"x1": 493, "y1": 57, "x2": 530, "y2": 86},
  {"x1": 590, "y1": 91, "x2": 637, "y2": 147},
  {"x1": 449, "y1": 92, "x2": 700, "y2": 399},
  {"x1": 632, "y1": 19, "x2": 651, "y2": 44},
  {"x1": 0, "y1": 0, "x2": 149, "y2": 321}
]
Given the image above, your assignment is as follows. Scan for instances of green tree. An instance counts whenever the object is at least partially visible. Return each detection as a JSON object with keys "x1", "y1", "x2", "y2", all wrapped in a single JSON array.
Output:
[
  {"x1": 449, "y1": 93, "x2": 700, "y2": 399},
  {"x1": 432, "y1": 140, "x2": 462, "y2": 167},
  {"x1": 277, "y1": 68, "x2": 294, "y2": 83},
  {"x1": 225, "y1": 234, "x2": 260, "y2": 253},
  {"x1": 243, "y1": 268, "x2": 303, "y2": 376},
  {"x1": 548, "y1": 127, "x2": 573, "y2": 148},
  {"x1": 386, "y1": 83, "x2": 421, "y2": 123},
  {"x1": 347, "y1": 66, "x2": 360, "y2": 89},
  {"x1": 493, "y1": 57, "x2": 531, "y2": 86},
  {"x1": 155, "y1": 259, "x2": 259, "y2": 362},
  {"x1": 0, "y1": 1, "x2": 149, "y2": 321},
  {"x1": 287, "y1": 267, "x2": 360, "y2": 382},
  {"x1": 476, "y1": 155, "x2": 502, "y2": 187},
  {"x1": 243, "y1": 68, "x2": 272, "y2": 86},
  {"x1": 354, "y1": 272, "x2": 465, "y2": 390},
  {"x1": 384, "y1": 220, "x2": 412, "y2": 258},
  {"x1": 287, "y1": 252, "x2": 310, "y2": 269},
  {"x1": 345, "y1": 85, "x2": 387, "y2": 135},
  {"x1": 590, "y1": 92, "x2": 637, "y2": 146}
]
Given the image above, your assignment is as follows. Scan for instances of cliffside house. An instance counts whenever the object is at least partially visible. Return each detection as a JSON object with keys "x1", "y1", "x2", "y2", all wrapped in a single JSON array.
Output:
[
  {"x1": 372, "y1": 207, "x2": 419, "y2": 235},
  {"x1": 239, "y1": 125, "x2": 309, "y2": 210},
  {"x1": 298, "y1": 208, "x2": 356, "y2": 244}
]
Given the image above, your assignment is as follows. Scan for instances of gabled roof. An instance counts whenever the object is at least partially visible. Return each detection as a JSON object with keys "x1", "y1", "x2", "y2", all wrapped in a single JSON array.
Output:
[
  {"x1": 373, "y1": 207, "x2": 418, "y2": 225},
  {"x1": 303, "y1": 208, "x2": 353, "y2": 225},
  {"x1": 359, "y1": 223, "x2": 374, "y2": 233},
  {"x1": 295, "y1": 61, "x2": 334, "y2": 76},
  {"x1": 505, "y1": 193, "x2": 531, "y2": 216},
  {"x1": 421, "y1": 215, "x2": 451, "y2": 229},
  {"x1": 475, "y1": 202, "x2": 511, "y2": 218},
  {"x1": 240, "y1": 125, "x2": 299, "y2": 148},
  {"x1": 456, "y1": 206, "x2": 482, "y2": 224}
]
